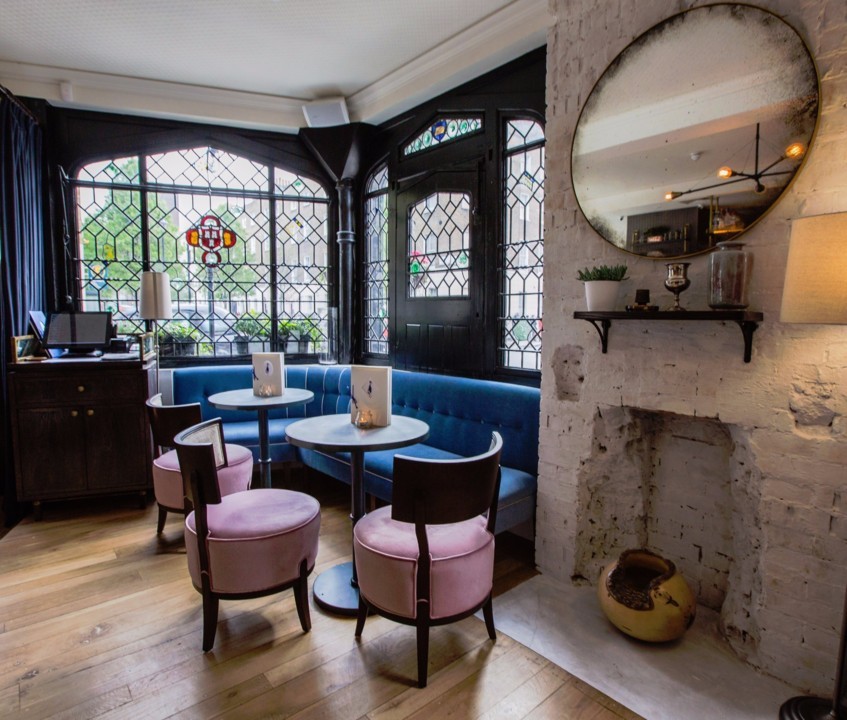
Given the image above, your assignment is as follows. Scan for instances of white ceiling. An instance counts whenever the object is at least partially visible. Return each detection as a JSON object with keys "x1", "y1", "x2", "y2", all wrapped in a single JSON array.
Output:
[{"x1": 0, "y1": 0, "x2": 550, "y2": 132}]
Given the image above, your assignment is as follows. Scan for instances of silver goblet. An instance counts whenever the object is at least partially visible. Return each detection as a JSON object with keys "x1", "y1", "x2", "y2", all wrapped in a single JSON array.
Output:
[{"x1": 664, "y1": 262, "x2": 691, "y2": 311}]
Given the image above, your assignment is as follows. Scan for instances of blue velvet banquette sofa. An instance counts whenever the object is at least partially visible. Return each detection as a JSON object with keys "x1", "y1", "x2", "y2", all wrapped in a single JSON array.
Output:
[{"x1": 171, "y1": 365, "x2": 540, "y2": 535}]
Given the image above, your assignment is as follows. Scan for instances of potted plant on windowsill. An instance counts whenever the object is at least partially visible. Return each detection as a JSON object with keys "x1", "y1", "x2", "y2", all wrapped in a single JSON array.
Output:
[
  {"x1": 278, "y1": 320, "x2": 300, "y2": 353},
  {"x1": 234, "y1": 311, "x2": 269, "y2": 355},
  {"x1": 577, "y1": 264, "x2": 628, "y2": 311},
  {"x1": 159, "y1": 322, "x2": 200, "y2": 357}
]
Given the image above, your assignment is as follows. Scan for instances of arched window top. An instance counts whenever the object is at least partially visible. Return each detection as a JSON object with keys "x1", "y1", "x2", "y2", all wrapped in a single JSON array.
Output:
[
  {"x1": 366, "y1": 164, "x2": 389, "y2": 195},
  {"x1": 403, "y1": 116, "x2": 483, "y2": 157},
  {"x1": 146, "y1": 147, "x2": 268, "y2": 192},
  {"x1": 77, "y1": 156, "x2": 139, "y2": 184},
  {"x1": 274, "y1": 169, "x2": 328, "y2": 200},
  {"x1": 505, "y1": 119, "x2": 545, "y2": 151},
  {"x1": 78, "y1": 147, "x2": 329, "y2": 200}
]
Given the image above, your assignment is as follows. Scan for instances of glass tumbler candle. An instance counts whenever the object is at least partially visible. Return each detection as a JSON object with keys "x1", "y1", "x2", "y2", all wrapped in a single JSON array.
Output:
[{"x1": 708, "y1": 241, "x2": 752, "y2": 309}]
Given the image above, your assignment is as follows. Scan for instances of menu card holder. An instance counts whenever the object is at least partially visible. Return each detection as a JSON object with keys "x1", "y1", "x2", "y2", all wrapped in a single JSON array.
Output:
[
  {"x1": 252, "y1": 353, "x2": 285, "y2": 397},
  {"x1": 350, "y1": 365, "x2": 391, "y2": 427}
]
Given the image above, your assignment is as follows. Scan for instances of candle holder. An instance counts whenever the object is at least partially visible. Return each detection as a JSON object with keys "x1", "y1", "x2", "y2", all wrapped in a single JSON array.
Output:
[{"x1": 664, "y1": 262, "x2": 691, "y2": 311}]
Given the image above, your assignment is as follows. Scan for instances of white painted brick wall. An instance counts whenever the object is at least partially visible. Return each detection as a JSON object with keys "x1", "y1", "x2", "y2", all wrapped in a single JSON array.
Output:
[{"x1": 542, "y1": 0, "x2": 847, "y2": 695}]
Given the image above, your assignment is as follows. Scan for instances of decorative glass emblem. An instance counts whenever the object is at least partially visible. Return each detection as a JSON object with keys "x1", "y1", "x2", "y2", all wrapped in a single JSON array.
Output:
[
  {"x1": 403, "y1": 117, "x2": 483, "y2": 156},
  {"x1": 186, "y1": 214, "x2": 237, "y2": 266}
]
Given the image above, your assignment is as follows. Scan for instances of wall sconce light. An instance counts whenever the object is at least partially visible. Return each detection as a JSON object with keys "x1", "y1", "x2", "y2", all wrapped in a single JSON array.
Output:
[
  {"x1": 780, "y1": 213, "x2": 847, "y2": 324},
  {"x1": 778, "y1": 211, "x2": 847, "y2": 720}
]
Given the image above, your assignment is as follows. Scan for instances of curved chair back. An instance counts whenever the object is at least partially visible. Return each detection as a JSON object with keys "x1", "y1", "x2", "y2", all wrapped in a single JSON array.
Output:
[
  {"x1": 174, "y1": 418, "x2": 228, "y2": 510},
  {"x1": 391, "y1": 431, "x2": 503, "y2": 532},
  {"x1": 146, "y1": 393, "x2": 203, "y2": 455}
]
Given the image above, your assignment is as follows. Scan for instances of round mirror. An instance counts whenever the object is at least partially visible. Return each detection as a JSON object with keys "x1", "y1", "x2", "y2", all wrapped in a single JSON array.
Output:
[{"x1": 571, "y1": 4, "x2": 819, "y2": 259}]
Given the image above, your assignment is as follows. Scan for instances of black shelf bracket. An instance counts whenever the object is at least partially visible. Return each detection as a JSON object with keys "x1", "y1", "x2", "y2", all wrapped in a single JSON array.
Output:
[{"x1": 573, "y1": 310, "x2": 763, "y2": 363}]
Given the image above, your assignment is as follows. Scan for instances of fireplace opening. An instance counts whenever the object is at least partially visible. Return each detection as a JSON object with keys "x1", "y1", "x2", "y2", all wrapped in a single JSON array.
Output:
[{"x1": 574, "y1": 405, "x2": 762, "y2": 654}]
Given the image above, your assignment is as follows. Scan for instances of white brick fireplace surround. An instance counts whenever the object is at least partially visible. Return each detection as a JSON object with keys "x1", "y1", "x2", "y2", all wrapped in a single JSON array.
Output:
[{"x1": 539, "y1": 0, "x2": 847, "y2": 697}]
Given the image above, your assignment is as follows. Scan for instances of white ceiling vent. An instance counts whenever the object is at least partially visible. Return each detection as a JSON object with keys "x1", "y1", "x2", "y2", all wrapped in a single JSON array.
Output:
[{"x1": 302, "y1": 97, "x2": 350, "y2": 128}]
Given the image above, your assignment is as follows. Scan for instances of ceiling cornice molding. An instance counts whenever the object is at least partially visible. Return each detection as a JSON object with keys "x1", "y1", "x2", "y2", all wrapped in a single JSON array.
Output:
[
  {"x1": 0, "y1": 0, "x2": 552, "y2": 132},
  {"x1": 347, "y1": 0, "x2": 551, "y2": 124},
  {"x1": 0, "y1": 60, "x2": 306, "y2": 132}
]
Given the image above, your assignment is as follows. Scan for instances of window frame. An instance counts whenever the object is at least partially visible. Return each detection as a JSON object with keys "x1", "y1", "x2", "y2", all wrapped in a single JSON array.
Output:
[{"x1": 66, "y1": 145, "x2": 334, "y2": 366}]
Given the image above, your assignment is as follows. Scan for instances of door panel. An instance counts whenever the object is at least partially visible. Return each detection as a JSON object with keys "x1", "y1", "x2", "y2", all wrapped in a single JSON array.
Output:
[{"x1": 394, "y1": 171, "x2": 482, "y2": 374}]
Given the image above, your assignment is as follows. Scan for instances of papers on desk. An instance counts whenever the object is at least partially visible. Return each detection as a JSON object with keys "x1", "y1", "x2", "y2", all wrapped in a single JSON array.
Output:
[
  {"x1": 101, "y1": 352, "x2": 139, "y2": 361},
  {"x1": 351, "y1": 365, "x2": 391, "y2": 427}
]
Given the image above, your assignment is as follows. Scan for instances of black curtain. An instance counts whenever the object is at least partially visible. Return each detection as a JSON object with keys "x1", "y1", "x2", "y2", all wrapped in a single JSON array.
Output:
[{"x1": 0, "y1": 89, "x2": 45, "y2": 525}]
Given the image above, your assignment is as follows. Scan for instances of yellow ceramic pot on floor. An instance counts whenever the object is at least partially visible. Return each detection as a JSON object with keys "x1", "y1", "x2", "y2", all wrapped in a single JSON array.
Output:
[{"x1": 597, "y1": 548, "x2": 696, "y2": 642}]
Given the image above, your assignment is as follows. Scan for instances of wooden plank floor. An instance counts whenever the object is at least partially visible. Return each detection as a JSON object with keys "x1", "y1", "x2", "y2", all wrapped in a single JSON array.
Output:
[{"x1": 0, "y1": 472, "x2": 642, "y2": 720}]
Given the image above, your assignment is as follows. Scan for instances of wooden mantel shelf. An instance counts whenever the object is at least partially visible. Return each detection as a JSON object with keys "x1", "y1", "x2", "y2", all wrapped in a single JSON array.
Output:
[{"x1": 572, "y1": 310, "x2": 764, "y2": 363}]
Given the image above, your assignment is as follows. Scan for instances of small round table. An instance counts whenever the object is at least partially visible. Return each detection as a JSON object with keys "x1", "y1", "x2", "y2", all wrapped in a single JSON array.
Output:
[
  {"x1": 208, "y1": 387, "x2": 314, "y2": 489},
  {"x1": 285, "y1": 413, "x2": 430, "y2": 615}
]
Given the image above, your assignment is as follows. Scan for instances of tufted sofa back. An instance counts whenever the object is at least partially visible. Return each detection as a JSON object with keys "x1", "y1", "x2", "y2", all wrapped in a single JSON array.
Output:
[
  {"x1": 391, "y1": 370, "x2": 539, "y2": 477},
  {"x1": 172, "y1": 365, "x2": 539, "y2": 476}
]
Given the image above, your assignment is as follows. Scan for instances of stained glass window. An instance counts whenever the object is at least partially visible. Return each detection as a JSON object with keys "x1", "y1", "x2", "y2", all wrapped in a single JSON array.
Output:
[
  {"x1": 408, "y1": 192, "x2": 471, "y2": 298},
  {"x1": 72, "y1": 147, "x2": 330, "y2": 360},
  {"x1": 363, "y1": 165, "x2": 390, "y2": 355},
  {"x1": 403, "y1": 117, "x2": 483, "y2": 156},
  {"x1": 501, "y1": 119, "x2": 545, "y2": 371}
]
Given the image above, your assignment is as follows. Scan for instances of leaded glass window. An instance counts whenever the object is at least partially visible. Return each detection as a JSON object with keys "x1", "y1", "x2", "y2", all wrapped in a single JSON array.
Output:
[
  {"x1": 403, "y1": 117, "x2": 483, "y2": 157},
  {"x1": 73, "y1": 147, "x2": 330, "y2": 360},
  {"x1": 363, "y1": 165, "x2": 389, "y2": 355},
  {"x1": 501, "y1": 119, "x2": 545, "y2": 371},
  {"x1": 408, "y1": 192, "x2": 470, "y2": 298}
]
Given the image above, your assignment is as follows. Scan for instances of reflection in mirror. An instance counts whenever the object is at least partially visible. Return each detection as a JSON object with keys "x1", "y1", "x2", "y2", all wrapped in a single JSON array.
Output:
[{"x1": 572, "y1": 4, "x2": 818, "y2": 259}]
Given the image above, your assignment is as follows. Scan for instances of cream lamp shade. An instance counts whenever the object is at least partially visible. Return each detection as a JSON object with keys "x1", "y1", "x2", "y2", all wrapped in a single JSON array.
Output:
[
  {"x1": 780, "y1": 212, "x2": 847, "y2": 324},
  {"x1": 139, "y1": 271, "x2": 173, "y2": 320}
]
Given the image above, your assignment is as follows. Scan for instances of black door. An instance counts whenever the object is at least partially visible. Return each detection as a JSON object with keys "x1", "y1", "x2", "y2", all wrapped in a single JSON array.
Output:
[{"x1": 393, "y1": 169, "x2": 483, "y2": 374}]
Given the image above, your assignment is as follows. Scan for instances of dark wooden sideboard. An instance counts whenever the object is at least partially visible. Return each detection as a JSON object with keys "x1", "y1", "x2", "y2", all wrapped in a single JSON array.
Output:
[{"x1": 8, "y1": 358, "x2": 155, "y2": 518}]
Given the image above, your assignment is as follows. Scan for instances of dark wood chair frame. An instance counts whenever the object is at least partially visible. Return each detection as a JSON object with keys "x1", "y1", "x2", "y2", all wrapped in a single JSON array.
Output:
[
  {"x1": 175, "y1": 418, "x2": 313, "y2": 651},
  {"x1": 145, "y1": 393, "x2": 204, "y2": 533},
  {"x1": 354, "y1": 431, "x2": 503, "y2": 687}
]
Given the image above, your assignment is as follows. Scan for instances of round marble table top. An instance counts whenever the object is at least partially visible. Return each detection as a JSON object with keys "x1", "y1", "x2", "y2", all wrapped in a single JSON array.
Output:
[
  {"x1": 207, "y1": 387, "x2": 314, "y2": 411},
  {"x1": 285, "y1": 413, "x2": 429, "y2": 454}
]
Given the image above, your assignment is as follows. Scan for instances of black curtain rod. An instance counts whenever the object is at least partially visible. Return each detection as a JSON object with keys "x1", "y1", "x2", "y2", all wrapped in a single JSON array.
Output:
[{"x1": 0, "y1": 84, "x2": 39, "y2": 125}]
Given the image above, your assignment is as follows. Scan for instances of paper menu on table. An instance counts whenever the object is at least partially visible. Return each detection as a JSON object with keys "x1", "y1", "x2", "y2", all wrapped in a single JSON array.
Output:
[
  {"x1": 350, "y1": 365, "x2": 391, "y2": 427},
  {"x1": 252, "y1": 353, "x2": 285, "y2": 397}
]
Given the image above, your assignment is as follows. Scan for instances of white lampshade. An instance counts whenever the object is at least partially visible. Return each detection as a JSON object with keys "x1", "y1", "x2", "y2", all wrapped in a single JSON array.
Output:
[
  {"x1": 139, "y1": 271, "x2": 173, "y2": 320},
  {"x1": 780, "y1": 212, "x2": 847, "y2": 324}
]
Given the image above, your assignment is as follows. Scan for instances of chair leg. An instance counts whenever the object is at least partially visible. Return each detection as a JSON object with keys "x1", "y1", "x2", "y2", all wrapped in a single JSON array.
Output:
[
  {"x1": 156, "y1": 505, "x2": 168, "y2": 534},
  {"x1": 354, "y1": 595, "x2": 368, "y2": 637},
  {"x1": 482, "y1": 594, "x2": 497, "y2": 641},
  {"x1": 416, "y1": 617, "x2": 430, "y2": 688},
  {"x1": 293, "y1": 560, "x2": 312, "y2": 633},
  {"x1": 201, "y1": 590, "x2": 219, "y2": 652}
]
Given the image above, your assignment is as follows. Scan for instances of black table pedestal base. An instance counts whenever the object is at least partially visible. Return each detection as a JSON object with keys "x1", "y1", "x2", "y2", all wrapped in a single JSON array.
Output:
[
  {"x1": 312, "y1": 561, "x2": 359, "y2": 616},
  {"x1": 779, "y1": 696, "x2": 834, "y2": 719}
]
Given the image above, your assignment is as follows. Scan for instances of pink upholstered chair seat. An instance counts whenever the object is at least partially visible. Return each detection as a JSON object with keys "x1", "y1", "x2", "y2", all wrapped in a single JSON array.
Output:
[
  {"x1": 354, "y1": 505, "x2": 494, "y2": 620},
  {"x1": 185, "y1": 488, "x2": 321, "y2": 595},
  {"x1": 153, "y1": 443, "x2": 253, "y2": 509}
]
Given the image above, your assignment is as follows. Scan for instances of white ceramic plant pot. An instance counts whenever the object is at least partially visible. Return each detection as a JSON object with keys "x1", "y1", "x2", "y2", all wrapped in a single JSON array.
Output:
[{"x1": 584, "y1": 281, "x2": 621, "y2": 311}]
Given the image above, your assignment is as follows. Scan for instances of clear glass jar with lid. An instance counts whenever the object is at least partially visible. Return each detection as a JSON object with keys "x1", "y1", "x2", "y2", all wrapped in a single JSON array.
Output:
[{"x1": 708, "y1": 241, "x2": 752, "y2": 309}]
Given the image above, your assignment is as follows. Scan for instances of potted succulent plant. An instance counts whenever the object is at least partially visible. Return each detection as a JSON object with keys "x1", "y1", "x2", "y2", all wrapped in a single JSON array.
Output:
[{"x1": 577, "y1": 264, "x2": 628, "y2": 311}]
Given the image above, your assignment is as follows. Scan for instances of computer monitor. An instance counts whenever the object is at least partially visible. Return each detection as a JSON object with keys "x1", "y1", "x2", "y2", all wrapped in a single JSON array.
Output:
[{"x1": 43, "y1": 311, "x2": 113, "y2": 356}]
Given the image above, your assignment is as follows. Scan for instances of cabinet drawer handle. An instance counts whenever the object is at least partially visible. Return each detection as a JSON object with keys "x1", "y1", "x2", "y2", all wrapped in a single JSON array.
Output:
[
  {"x1": 77, "y1": 385, "x2": 85, "y2": 393},
  {"x1": 70, "y1": 410, "x2": 78, "y2": 417},
  {"x1": 86, "y1": 409, "x2": 94, "y2": 417}
]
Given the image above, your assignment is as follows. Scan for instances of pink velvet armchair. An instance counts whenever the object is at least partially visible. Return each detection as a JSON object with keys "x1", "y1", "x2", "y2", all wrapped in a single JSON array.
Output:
[
  {"x1": 145, "y1": 393, "x2": 253, "y2": 533},
  {"x1": 353, "y1": 431, "x2": 503, "y2": 687},
  {"x1": 175, "y1": 417, "x2": 321, "y2": 651}
]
